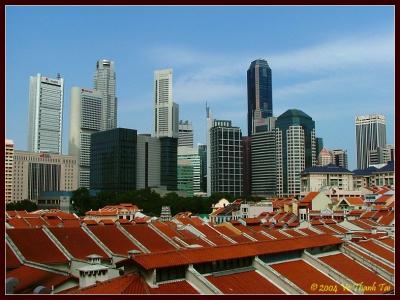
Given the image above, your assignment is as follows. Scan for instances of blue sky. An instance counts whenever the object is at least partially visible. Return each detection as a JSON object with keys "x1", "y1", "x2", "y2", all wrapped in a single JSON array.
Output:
[{"x1": 6, "y1": 6, "x2": 394, "y2": 170}]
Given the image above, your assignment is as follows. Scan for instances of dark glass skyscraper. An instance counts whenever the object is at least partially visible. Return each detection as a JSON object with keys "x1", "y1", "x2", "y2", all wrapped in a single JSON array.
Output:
[{"x1": 247, "y1": 59, "x2": 272, "y2": 136}]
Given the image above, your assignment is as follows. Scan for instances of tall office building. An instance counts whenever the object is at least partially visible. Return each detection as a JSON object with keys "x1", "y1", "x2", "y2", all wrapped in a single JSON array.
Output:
[
  {"x1": 178, "y1": 146, "x2": 201, "y2": 197},
  {"x1": 332, "y1": 149, "x2": 348, "y2": 169},
  {"x1": 94, "y1": 59, "x2": 117, "y2": 130},
  {"x1": 13, "y1": 151, "x2": 77, "y2": 202},
  {"x1": 160, "y1": 137, "x2": 178, "y2": 191},
  {"x1": 27, "y1": 74, "x2": 64, "y2": 154},
  {"x1": 206, "y1": 105, "x2": 213, "y2": 196},
  {"x1": 368, "y1": 145, "x2": 394, "y2": 166},
  {"x1": 154, "y1": 69, "x2": 179, "y2": 138},
  {"x1": 355, "y1": 114, "x2": 386, "y2": 170},
  {"x1": 247, "y1": 59, "x2": 273, "y2": 136},
  {"x1": 198, "y1": 144, "x2": 207, "y2": 193},
  {"x1": 178, "y1": 120, "x2": 194, "y2": 147},
  {"x1": 315, "y1": 137, "x2": 324, "y2": 159},
  {"x1": 276, "y1": 109, "x2": 316, "y2": 196},
  {"x1": 90, "y1": 128, "x2": 137, "y2": 192},
  {"x1": 69, "y1": 87, "x2": 103, "y2": 188},
  {"x1": 210, "y1": 120, "x2": 243, "y2": 196},
  {"x1": 241, "y1": 136, "x2": 252, "y2": 196},
  {"x1": 5, "y1": 139, "x2": 14, "y2": 203},
  {"x1": 136, "y1": 134, "x2": 161, "y2": 189}
]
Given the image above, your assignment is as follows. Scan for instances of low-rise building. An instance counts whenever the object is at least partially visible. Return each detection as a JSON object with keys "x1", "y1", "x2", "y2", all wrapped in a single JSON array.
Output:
[{"x1": 84, "y1": 203, "x2": 141, "y2": 222}]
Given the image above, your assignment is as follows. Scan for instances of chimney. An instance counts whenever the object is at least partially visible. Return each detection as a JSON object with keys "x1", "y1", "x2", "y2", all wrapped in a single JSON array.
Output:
[
  {"x1": 86, "y1": 254, "x2": 102, "y2": 264},
  {"x1": 78, "y1": 265, "x2": 108, "y2": 289}
]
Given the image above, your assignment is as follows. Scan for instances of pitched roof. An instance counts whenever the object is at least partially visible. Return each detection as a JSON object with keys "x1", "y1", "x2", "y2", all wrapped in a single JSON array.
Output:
[
  {"x1": 132, "y1": 234, "x2": 343, "y2": 270},
  {"x1": 302, "y1": 164, "x2": 352, "y2": 174},
  {"x1": 300, "y1": 192, "x2": 319, "y2": 204},
  {"x1": 357, "y1": 240, "x2": 394, "y2": 263},
  {"x1": 345, "y1": 197, "x2": 364, "y2": 206},
  {"x1": 6, "y1": 244, "x2": 21, "y2": 270}
]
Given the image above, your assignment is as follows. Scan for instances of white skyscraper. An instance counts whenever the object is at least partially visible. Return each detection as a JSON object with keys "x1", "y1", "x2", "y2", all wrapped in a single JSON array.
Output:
[
  {"x1": 94, "y1": 59, "x2": 117, "y2": 130},
  {"x1": 178, "y1": 120, "x2": 194, "y2": 147},
  {"x1": 154, "y1": 69, "x2": 179, "y2": 138},
  {"x1": 355, "y1": 114, "x2": 386, "y2": 170},
  {"x1": 69, "y1": 87, "x2": 103, "y2": 188},
  {"x1": 27, "y1": 74, "x2": 64, "y2": 154},
  {"x1": 5, "y1": 139, "x2": 14, "y2": 203}
]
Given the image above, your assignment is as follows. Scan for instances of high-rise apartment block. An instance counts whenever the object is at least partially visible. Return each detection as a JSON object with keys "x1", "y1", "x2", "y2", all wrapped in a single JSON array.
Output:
[
  {"x1": 210, "y1": 120, "x2": 243, "y2": 196},
  {"x1": 5, "y1": 139, "x2": 14, "y2": 203},
  {"x1": 94, "y1": 60, "x2": 117, "y2": 131},
  {"x1": 276, "y1": 109, "x2": 316, "y2": 196},
  {"x1": 368, "y1": 145, "x2": 394, "y2": 166},
  {"x1": 178, "y1": 120, "x2": 193, "y2": 147},
  {"x1": 178, "y1": 147, "x2": 201, "y2": 197},
  {"x1": 154, "y1": 69, "x2": 179, "y2": 138},
  {"x1": 332, "y1": 149, "x2": 348, "y2": 169},
  {"x1": 247, "y1": 59, "x2": 273, "y2": 136},
  {"x1": 69, "y1": 87, "x2": 103, "y2": 188},
  {"x1": 355, "y1": 114, "x2": 386, "y2": 169},
  {"x1": 27, "y1": 74, "x2": 64, "y2": 154},
  {"x1": 90, "y1": 128, "x2": 137, "y2": 192},
  {"x1": 12, "y1": 151, "x2": 77, "y2": 202}
]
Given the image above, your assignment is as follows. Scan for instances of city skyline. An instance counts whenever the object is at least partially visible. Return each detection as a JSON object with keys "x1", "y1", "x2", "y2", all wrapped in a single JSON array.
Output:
[{"x1": 6, "y1": 6, "x2": 394, "y2": 170}]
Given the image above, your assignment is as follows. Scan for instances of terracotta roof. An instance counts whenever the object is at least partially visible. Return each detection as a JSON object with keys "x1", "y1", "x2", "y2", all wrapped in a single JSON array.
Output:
[
  {"x1": 243, "y1": 218, "x2": 261, "y2": 225},
  {"x1": 348, "y1": 220, "x2": 372, "y2": 230},
  {"x1": 206, "y1": 270, "x2": 284, "y2": 294},
  {"x1": 7, "y1": 265, "x2": 71, "y2": 294},
  {"x1": 375, "y1": 195, "x2": 393, "y2": 205},
  {"x1": 271, "y1": 259, "x2": 350, "y2": 294},
  {"x1": 146, "y1": 280, "x2": 199, "y2": 294},
  {"x1": 282, "y1": 229, "x2": 304, "y2": 238},
  {"x1": 7, "y1": 218, "x2": 30, "y2": 229},
  {"x1": 82, "y1": 219, "x2": 98, "y2": 226},
  {"x1": 357, "y1": 240, "x2": 394, "y2": 263},
  {"x1": 378, "y1": 237, "x2": 394, "y2": 249},
  {"x1": 297, "y1": 228, "x2": 319, "y2": 236},
  {"x1": 190, "y1": 224, "x2": 233, "y2": 246},
  {"x1": 122, "y1": 224, "x2": 176, "y2": 252},
  {"x1": 43, "y1": 211, "x2": 78, "y2": 220},
  {"x1": 310, "y1": 220, "x2": 324, "y2": 226},
  {"x1": 115, "y1": 218, "x2": 131, "y2": 224},
  {"x1": 49, "y1": 227, "x2": 109, "y2": 260},
  {"x1": 326, "y1": 224, "x2": 348, "y2": 234},
  {"x1": 213, "y1": 226, "x2": 253, "y2": 244},
  {"x1": 345, "y1": 245, "x2": 394, "y2": 274},
  {"x1": 322, "y1": 219, "x2": 336, "y2": 225},
  {"x1": 6, "y1": 244, "x2": 21, "y2": 270},
  {"x1": 23, "y1": 217, "x2": 48, "y2": 227},
  {"x1": 347, "y1": 210, "x2": 365, "y2": 216},
  {"x1": 377, "y1": 211, "x2": 394, "y2": 226},
  {"x1": 312, "y1": 225, "x2": 337, "y2": 235},
  {"x1": 320, "y1": 253, "x2": 393, "y2": 294},
  {"x1": 301, "y1": 192, "x2": 319, "y2": 204},
  {"x1": 88, "y1": 226, "x2": 141, "y2": 256},
  {"x1": 7, "y1": 228, "x2": 68, "y2": 264},
  {"x1": 261, "y1": 229, "x2": 288, "y2": 240},
  {"x1": 360, "y1": 211, "x2": 376, "y2": 219},
  {"x1": 99, "y1": 219, "x2": 115, "y2": 225},
  {"x1": 132, "y1": 234, "x2": 343, "y2": 270},
  {"x1": 62, "y1": 219, "x2": 81, "y2": 227},
  {"x1": 86, "y1": 209, "x2": 118, "y2": 216},
  {"x1": 346, "y1": 197, "x2": 364, "y2": 206}
]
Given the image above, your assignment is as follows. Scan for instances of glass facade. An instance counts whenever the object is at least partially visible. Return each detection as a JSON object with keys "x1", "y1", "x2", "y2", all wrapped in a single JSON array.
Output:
[
  {"x1": 160, "y1": 137, "x2": 178, "y2": 191},
  {"x1": 247, "y1": 59, "x2": 273, "y2": 136}
]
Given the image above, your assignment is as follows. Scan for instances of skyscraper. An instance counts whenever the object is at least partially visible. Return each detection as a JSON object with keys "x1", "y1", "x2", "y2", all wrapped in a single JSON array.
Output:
[
  {"x1": 94, "y1": 59, "x2": 117, "y2": 130},
  {"x1": 198, "y1": 144, "x2": 207, "y2": 193},
  {"x1": 355, "y1": 114, "x2": 386, "y2": 169},
  {"x1": 69, "y1": 87, "x2": 103, "y2": 188},
  {"x1": 332, "y1": 149, "x2": 348, "y2": 169},
  {"x1": 154, "y1": 69, "x2": 179, "y2": 138},
  {"x1": 28, "y1": 74, "x2": 64, "y2": 154},
  {"x1": 276, "y1": 109, "x2": 316, "y2": 196},
  {"x1": 315, "y1": 137, "x2": 324, "y2": 159},
  {"x1": 136, "y1": 134, "x2": 161, "y2": 189},
  {"x1": 178, "y1": 120, "x2": 193, "y2": 147},
  {"x1": 247, "y1": 59, "x2": 272, "y2": 136},
  {"x1": 90, "y1": 128, "x2": 137, "y2": 192},
  {"x1": 178, "y1": 146, "x2": 201, "y2": 197},
  {"x1": 241, "y1": 136, "x2": 252, "y2": 196},
  {"x1": 5, "y1": 139, "x2": 14, "y2": 203},
  {"x1": 210, "y1": 120, "x2": 243, "y2": 196},
  {"x1": 160, "y1": 137, "x2": 178, "y2": 191}
]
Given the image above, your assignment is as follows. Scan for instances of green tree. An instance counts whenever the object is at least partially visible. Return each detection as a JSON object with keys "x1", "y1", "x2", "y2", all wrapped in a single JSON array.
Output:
[{"x1": 6, "y1": 200, "x2": 37, "y2": 212}]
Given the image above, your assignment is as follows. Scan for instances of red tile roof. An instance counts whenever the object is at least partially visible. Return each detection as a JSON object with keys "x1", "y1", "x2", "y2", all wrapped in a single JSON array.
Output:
[
  {"x1": 132, "y1": 234, "x2": 343, "y2": 270},
  {"x1": 346, "y1": 197, "x2": 364, "y2": 206},
  {"x1": 62, "y1": 219, "x2": 82, "y2": 227},
  {"x1": 326, "y1": 224, "x2": 348, "y2": 234},
  {"x1": 357, "y1": 240, "x2": 394, "y2": 263},
  {"x1": 282, "y1": 229, "x2": 304, "y2": 238},
  {"x1": 312, "y1": 225, "x2": 337, "y2": 235},
  {"x1": 49, "y1": 227, "x2": 109, "y2": 260},
  {"x1": 319, "y1": 253, "x2": 393, "y2": 294},
  {"x1": 6, "y1": 244, "x2": 21, "y2": 270},
  {"x1": 271, "y1": 259, "x2": 349, "y2": 294},
  {"x1": 123, "y1": 224, "x2": 176, "y2": 252},
  {"x1": 243, "y1": 218, "x2": 261, "y2": 225},
  {"x1": 88, "y1": 225, "x2": 141, "y2": 256},
  {"x1": 23, "y1": 217, "x2": 48, "y2": 227},
  {"x1": 301, "y1": 192, "x2": 319, "y2": 204},
  {"x1": 191, "y1": 224, "x2": 233, "y2": 246},
  {"x1": 7, "y1": 218, "x2": 30, "y2": 229},
  {"x1": 345, "y1": 245, "x2": 394, "y2": 274},
  {"x1": 7, "y1": 228, "x2": 68, "y2": 264},
  {"x1": 7, "y1": 265, "x2": 71, "y2": 294},
  {"x1": 262, "y1": 229, "x2": 289, "y2": 240},
  {"x1": 348, "y1": 220, "x2": 372, "y2": 230},
  {"x1": 378, "y1": 237, "x2": 394, "y2": 248},
  {"x1": 82, "y1": 219, "x2": 98, "y2": 226},
  {"x1": 213, "y1": 226, "x2": 253, "y2": 243},
  {"x1": 206, "y1": 270, "x2": 284, "y2": 294},
  {"x1": 297, "y1": 228, "x2": 319, "y2": 236},
  {"x1": 147, "y1": 280, "x2": 199, "y2": 294},
  {"x1": 377, "y1": 211, "x2": 394, "y2": 226}
]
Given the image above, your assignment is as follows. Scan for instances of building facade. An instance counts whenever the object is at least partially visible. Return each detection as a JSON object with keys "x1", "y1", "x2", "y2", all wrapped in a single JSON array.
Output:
[
  {"x1": 318, "y1": 148, "x2": 334, "y2": 166},
  {"x1": 210, "y1": 120, "x2": 243, "y2": 196},
  {"x1": 93, "y1": 59, "x2": 117, "y2": 131},
  {"x1": 159, "y1": 137, "x2": 178, "y2": 191},
  {"x1": 69, "y1": 87, "x2": 103, "y2": 188},
  {"x1": 198, "y1": 144, "x2": 207, "y2": 193},
  {"x1": 90, "y1": 128, "x2": 137, "y2": 192},
  {"x1": 28, "y1": 74, "x2": 64, "y2": 154},
  {"x1": 178, "y1": 120, "x2": 193, "y2": 147},
  {"x1": 368, "y1": 145, "x2": 394, "y2": 166},
  {"x1": 247, "y1": 59, "x2": 273, "y2": 136},
  {"x1": 154, "y1": 69, "x2": 179, "y2": 138},
  {"x1": 315, "y1": 137, "x2": 324, "y2": 160},
  {"x1": 355, "y1": 114, "x2": 386, "y2": 170},
  {"x1": 276, "y1": 109, "x2": 316, "y2": 196},
  {"x1": 5, "y1": 139, "x2": 14, "y2": 203},
  {"x1": 178, "y1": 147, "x2": 200, "y2": 197},
  {"x1": 332, "y1": 149, "x2": 348, "y2": 169},
  {"x1": 241, "y1": 136, "x2": 252, "y2": 196},
  {"x1": 136, "y1": 134, "x2": 161, "y2": 190},
  {"x1": 12, "y1": 151, "x2": 77, "y2": 202}
]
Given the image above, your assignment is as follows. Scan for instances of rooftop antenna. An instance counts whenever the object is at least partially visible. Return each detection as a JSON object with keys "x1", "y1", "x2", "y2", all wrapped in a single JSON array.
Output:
[{"x1": 206, "y1": 101, "x2": 210, "y2": 118}]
